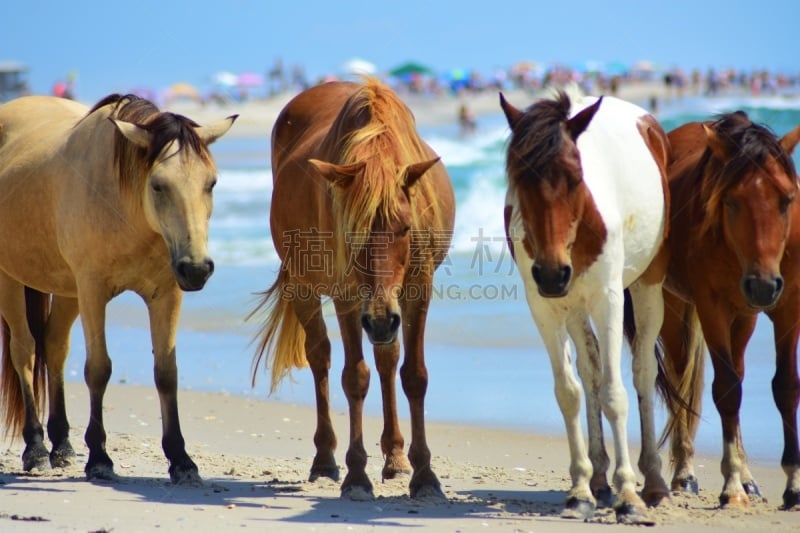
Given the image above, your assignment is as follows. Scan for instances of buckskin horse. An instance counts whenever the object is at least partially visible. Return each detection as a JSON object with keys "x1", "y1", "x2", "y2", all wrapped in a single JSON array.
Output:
[
  {"x1": 502, "y1": 91, "x2": 670, "y2": 523},
  {"x1": 250, "y1": 77, "x2": 455, "y2": 499},
  {"x1": 657, "y1": 112, "x2": 800, "y2": 510},
  {"x1": 0, "y1": 94, "x2": 235, "y2": 482}
]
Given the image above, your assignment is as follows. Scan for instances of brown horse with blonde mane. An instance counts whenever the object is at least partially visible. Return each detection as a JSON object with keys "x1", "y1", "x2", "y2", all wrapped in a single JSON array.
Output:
[
  {"x1": 0, "y1": 93, "x2": 235, "y2": 482},
  {"x1": 251, "y1": 77, "x2": 455, "y2": 499},
  {"x1": 658, "y1": 112, "x2": 800, "y2": 509}
]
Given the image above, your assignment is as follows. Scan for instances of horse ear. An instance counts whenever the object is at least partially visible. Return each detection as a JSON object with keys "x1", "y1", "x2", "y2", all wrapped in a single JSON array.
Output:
[
  {"x1": 780, "y1": 123, "x2": 800, "y2": 155},
  {"x1": 703, "y1": 124, "x2": 733, "y2": 161},
  {"x1": 566, "y1": 96, "x2": 603, "y2": 140},
  {"x1": 405, "y1": 157, "x2": 440, "y2": 188},
  {"x1": 112, "y1": 119, "x2": 152, "y2": 148},
  {"x1": 499, "y1": 93, "x2": 523, "y2": 128},
  {"x1": 196, "y1": 115, "x2": 238, "y2": 145},
  {"x1": 309, "y1": 159, "x2": 365, "y2": 187}
]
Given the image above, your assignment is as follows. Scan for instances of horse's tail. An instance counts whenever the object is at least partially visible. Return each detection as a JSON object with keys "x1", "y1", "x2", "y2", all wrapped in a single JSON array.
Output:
[
  {"x1": 655, "y1": 301, "x2": 705, "y2": 448},
  {"x1": 622, "y1": 288, "x2": 636, "y2": 346},
  {"x1": 1, "y1": 287, "x2": 50, "y2": 440},
  {"x1": 248, "y1": 268, "x2": 307, "y2": 393}
]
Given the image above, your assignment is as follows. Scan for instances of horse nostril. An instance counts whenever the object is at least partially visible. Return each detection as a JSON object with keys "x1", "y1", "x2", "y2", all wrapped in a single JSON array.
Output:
[
  {"x1": 205, "y1": 258, "x2": 215, "y2": 276},
  {"x1": 775, "y1": 275, "x2": 784, "y2": 295},
  {"x1": 361, "y1": 314, "x2": 373, "y2": 334},
  {"x1": 531, "y1": 263, "x2": 542, "y2": 284},
  {"x1": 560, "y1": 264, "x2": 572, "y2": 285},
  {"x1": 389, "y1": 313, "x2": 401, "y2": 333}
]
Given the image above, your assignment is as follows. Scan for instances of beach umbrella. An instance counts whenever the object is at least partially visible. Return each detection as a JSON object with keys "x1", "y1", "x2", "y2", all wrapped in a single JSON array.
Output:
[
  {"x1": 168, "y1": 82, "x2": 201, "y2": 102},
  {"x1": 237, "y1": 72, "x2": 264, "y2": 87},
  {"x1": 341, "y1": 58, "x2": 377, "y2": 76},
  {"x1": 511, "y1": 60, "x2": 541, "y2": 74},
  {"x1": 389, "y1": 61, "x2": 435, "y2": 78},
  {"x1": 212, "y1": 71, "x2": 238, "y2": 87}
]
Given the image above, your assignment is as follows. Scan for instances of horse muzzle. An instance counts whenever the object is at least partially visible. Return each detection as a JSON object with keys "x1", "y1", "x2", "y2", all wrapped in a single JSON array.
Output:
[
  {"x1": 741, "y1": 273, "x2": 783, "y2": 309},
  {"x1": 174, "y1": 257, "x2": 215, "y2": 291},
  {"x1": 361, "y1": 312, "x2": 401, "y2": 345},
  {"x1": 532, "y1": 262, "x2": 572, "y2": 298}
]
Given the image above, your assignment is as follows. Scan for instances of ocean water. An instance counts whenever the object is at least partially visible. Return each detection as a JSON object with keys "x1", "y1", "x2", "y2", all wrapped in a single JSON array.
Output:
[{"x1": 63, "y1": 93, "x2": 800, "y2": 463}]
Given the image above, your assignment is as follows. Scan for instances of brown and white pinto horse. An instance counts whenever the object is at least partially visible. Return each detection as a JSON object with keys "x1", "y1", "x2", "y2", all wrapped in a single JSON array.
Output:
[
  {"x1": 251, "y1": 78, "x2": 455, "y2": 499},
  {"x1": 502, "y1": 91, "x2": 671, "y2": 523},
  {"x1": 0, "y1": 94, "x2": 235, "y2": 482},
  {"x1": 658, "y1": 113, "x2": 800, "y2": 509}
]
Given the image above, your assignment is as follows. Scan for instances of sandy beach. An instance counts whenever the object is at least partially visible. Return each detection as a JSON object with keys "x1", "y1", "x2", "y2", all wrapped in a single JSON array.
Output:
[
  {"x1": 164, "y1": 79, "x2": 669, "y2": 140},
  {"x1": 3, "y1": 81, "x2": 800, "y2": 532},
  {"x1": 1, "y1": 382, "x2": 798, "y2": 532}
]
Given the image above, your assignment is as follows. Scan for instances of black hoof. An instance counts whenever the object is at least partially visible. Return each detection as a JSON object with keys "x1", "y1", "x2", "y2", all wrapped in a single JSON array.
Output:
[
  {"x1": 341, "y1": 483, "x2": 375, "y2": 501},
  {"x1": 169, "y1": 459, "x2": 202, "y2": 486},
  {"x1": 411, "y1": 482, "x2": 446, "y2": 500},
  {"x1": 615, "y1": 503, "x2": 655, "y2": 525},
  {"x1": 22, "y1": 443, "x2": 51, "y2": 472},
  {"x1": 678, "y1": 475, "x2": 699, "y2": 495},
  {"x1": 85, "y1": 462, "x2": 116, "y2": 481},
  {"x1": 562, "y1": 497, "x2": 595, "y2": 520},
  {"x1": 782, "y1": 488, "x2": 800, "y2": 510},
  {"x1": 50, "y1": 441, "x2": 76, "y2": 468},
  {"x1": 309, "y1": 465, "x2": 340, "y2": 482},
  {"x1": 593, "y1": 485, "x2": 614, "y2": 507}
]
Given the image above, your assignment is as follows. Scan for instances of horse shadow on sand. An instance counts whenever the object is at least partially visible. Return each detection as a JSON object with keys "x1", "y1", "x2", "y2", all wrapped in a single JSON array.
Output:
[{"x1": 0, "y1": 471, "x2": 594, "y2": 527}]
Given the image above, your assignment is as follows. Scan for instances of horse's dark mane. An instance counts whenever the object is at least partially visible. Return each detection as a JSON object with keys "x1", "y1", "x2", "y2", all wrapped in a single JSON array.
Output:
[
  {"x1": 87, "y1": 94, "x2": 212, "y2": 194},
  {"x1": 505, "y1": 91, "x2": 573, "y2": 185},
  {"x1": 707, "y1": 111, "x2": 797, "y2": 186},
  {"x1": 695, "y1": 111, "x2": 798, "y2": 238}
]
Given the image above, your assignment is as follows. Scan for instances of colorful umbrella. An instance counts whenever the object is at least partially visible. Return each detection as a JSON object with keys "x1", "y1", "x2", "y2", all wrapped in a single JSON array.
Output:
[{"x1": 389, "y1": 61, "x2": 435, "y2": 78}]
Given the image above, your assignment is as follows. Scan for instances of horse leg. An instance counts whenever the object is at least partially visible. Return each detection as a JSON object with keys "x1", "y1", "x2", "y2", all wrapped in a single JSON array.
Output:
[
  {"x1": 373, "y1": 341, "x2": 411, "y2": 480},
  {"x1": 567, "y1": 314, "x2": 612, "y2": 506},
  {"x1": 627, "y1": 280, "x2": 669, "y2": 506},
  {"x1": 399, "y1": 289, "x2": 443, "y2": 499},
  {"x1": 534, "y1": 313, "x2": 595, "y2": 519},
  {"x1": 293, "y1": 297, "x2": 337, "y2": 482},
  {"x1": 660, "y1": 291, "x2": 702, "y2": 494},
  {"x1": 704, "y1": 311, "x2": 756, "y2": 507},
  {"x1": 146, "y1": 288, "x2": 200, "y2": 484},
  {"x1": 77, "y1": 285, "x2": 115, "y2": 480},
  {"x1": 44, "y1": 296, "x2": 79, "y2": 468},
  {"x1": 0, "y1": 278, "x2": 48, "y2": 471},
  {"x1": 770, "y1": 301, "x2": 800, "y2": 509},
  {"x1": 593, "y1": 286, "x2": 650, "y2": 523},
  {"x1": 334, "y1": 300, "x2": 373, "y2": 500}
]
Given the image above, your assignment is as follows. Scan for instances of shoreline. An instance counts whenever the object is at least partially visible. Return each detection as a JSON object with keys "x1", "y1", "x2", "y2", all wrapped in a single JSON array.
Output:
[
  {"x1": 1, "y1": 382, "x2": 798, "y2": 531},
  {"x1": 163, "y1": 80, "x2": 671, "y2": 140}
]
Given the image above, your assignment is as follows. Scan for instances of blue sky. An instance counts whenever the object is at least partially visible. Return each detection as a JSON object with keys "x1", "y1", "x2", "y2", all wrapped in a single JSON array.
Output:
[{"x1": 5, "y1": 0, "x2": 797, "y2": 102}]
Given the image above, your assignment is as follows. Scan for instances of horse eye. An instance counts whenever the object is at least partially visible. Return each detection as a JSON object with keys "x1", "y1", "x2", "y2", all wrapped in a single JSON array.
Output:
[
  {"x1": 723, "y1": 197, "x2": 736, "y2": 210},
  {"x1": 780, "y1": 196, "x2": 793, "y2": 214},
  {"x1": 207, "y1": 179, "x2": 218, "y2": 193},
  {"x1": 402, "y1": 226, "x2": 411, "y2": 236},
  {"x1": 151, "y1": 182, "x2": 165, "y2": 193}
]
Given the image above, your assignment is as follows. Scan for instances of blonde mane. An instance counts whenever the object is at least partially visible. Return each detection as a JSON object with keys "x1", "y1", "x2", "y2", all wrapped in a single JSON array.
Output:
[{"x1": 331, "y1": 77, "x2": 440, "y2": 275}]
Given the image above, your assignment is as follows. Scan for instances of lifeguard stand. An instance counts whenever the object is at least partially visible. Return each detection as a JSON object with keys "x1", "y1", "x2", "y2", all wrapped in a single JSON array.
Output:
[{"x1": 0, "y1": 61, "x2": 30, "y2": 102}]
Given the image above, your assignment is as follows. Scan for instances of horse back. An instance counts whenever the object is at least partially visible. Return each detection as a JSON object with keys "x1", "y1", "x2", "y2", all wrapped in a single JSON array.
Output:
[
  {"x1": 271, "y1": 82, "x2": 360, "y2": 178},
  {"x1": 576, "y1": 97, "x2": 667, "y2": 284}
]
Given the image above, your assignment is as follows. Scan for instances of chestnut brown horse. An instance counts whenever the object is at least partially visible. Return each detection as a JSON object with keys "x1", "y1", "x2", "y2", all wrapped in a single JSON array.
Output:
[
  {"x1": 502, "y1": 91, "x2": 671, "y2": 523},
  {"x1": 250, "y1": 78, "x2": 455, "y2": 499},
  {"x1": 0, "y1": 94, "x2": 235, "y2": 482},
  {"x1": 658, "y1": 112, "x2": 800, "y2": 509}
]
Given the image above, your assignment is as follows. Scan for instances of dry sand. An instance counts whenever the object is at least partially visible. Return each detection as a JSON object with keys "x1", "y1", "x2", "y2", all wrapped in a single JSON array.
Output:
[{"x1": 1, "y1": 382, "x2": 798, "y2": 532}]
